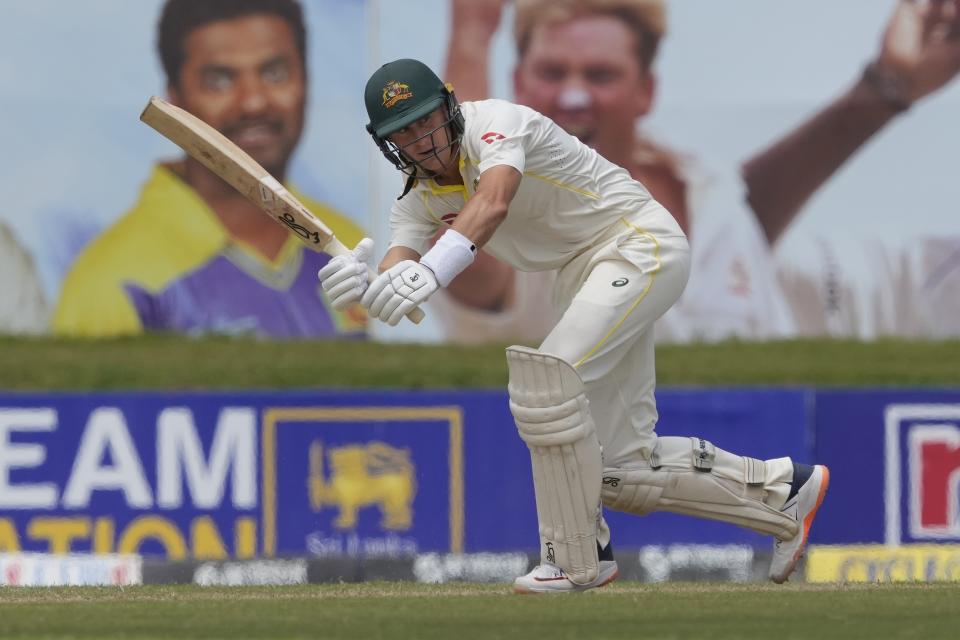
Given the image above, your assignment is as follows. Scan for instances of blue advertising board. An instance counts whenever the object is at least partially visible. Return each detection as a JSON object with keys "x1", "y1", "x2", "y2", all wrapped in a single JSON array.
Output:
[
  {"x1": 0, "y1": 388, "x2": 813, "y2": 558},
  {"x1": 812, "y1": 390, "x2": 960, "y2": 546},
  {"x1": 605, "y1": 388, "x2": 810, "y2": 548}
]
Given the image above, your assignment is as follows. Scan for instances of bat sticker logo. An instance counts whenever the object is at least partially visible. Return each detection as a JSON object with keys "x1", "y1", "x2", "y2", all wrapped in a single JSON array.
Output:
[
  {"x1": 545, "y1": 542, "x2": 556, "y2": 563},
  {"x1": 258, "y1": 183, "x2": 276, "y2": 207},
  {"x1": 279, "y1": 212, "x2": 321, "y2": 244},
  {"x1": 259, "y1": 175, "x2": 288, "y2": 205}
]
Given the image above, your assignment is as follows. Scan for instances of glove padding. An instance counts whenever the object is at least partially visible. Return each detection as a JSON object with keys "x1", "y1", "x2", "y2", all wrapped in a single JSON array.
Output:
[
  {"x1": 361, "y1": 260, "x2": 439, "y2": 326},
  {"x1": 317, "y1": 238, "x2": 374, "y2": 310}
]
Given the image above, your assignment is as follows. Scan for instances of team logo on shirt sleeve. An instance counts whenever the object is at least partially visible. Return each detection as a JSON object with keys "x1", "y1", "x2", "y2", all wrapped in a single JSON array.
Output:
[{"x1": 481, "y1": 131, "x2": 505, "y2": 144}]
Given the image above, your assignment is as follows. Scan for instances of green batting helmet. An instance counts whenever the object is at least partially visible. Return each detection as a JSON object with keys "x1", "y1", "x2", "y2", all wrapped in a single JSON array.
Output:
[{"x1": 364, "y1": 59, "x2": 464, "y2": 187}]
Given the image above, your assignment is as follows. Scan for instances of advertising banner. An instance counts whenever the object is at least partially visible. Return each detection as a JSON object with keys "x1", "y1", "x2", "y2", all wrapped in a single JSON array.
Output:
[
  {"x1": 1, "y1": 1, "x2": 959, "y2": 342},
  {"x1": 0, "y1": 553, "x2": 141, "y2": 587},
  {"x1": 811, "y1": 391, "x2": 960, "y2": 546},
  {"x1": 377, "y1": 0, "x2": 960, "y2": 344},
  {"x1": 807, "y1": 544, "x2": 960, "y2": 583},
  {"x1": 0, "y1": 388, "x2": 809, "y2": 559},
  {"x1": 0, "y1": 0, "x2": 372, "y2": 340}
]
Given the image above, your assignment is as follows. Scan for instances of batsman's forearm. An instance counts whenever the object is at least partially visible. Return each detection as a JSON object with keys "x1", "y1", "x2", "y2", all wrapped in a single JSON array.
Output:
[
  {"x1": 742, "y1": 78, "x2": 903, "y2": 245},
  {"x1": 449, "y1": 164, "x2": 521, "y2": 248},
  {"x1": 451, "y1": 192, "x2": 508, "y2": 249},
  {"x1": 378, "y1": 246, "x2": 421, "y2": 274}
]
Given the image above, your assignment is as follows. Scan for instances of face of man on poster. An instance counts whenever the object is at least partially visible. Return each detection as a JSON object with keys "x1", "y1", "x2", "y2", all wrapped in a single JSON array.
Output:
[
  {"x1": 512, "y1": 12, "x2": 655, "y2": 167},
  {"x1": 166, "y1": 13, "x2": 307, "y2": 179}
]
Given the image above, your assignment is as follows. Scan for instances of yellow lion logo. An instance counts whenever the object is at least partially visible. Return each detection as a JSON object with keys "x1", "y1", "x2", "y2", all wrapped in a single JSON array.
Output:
[
  {"x1": 308, "y1": 440, "x2": 416, "y2": 530},
  {"x1": 382, "y1": 81, "x2": 413, "y2": 109}
]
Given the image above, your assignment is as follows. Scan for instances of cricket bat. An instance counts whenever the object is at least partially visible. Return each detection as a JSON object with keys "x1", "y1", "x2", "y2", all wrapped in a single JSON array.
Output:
[{"x1": 139, "y1": 96, "x2": 423, "y2": 324}]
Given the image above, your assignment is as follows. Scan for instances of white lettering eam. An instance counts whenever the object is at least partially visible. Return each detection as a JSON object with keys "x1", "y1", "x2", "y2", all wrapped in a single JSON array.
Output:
[
  {"x1": 156, "y1": 407, "x2": 256, "y2": 509},
  {"x1": 62, "y1": 407, "x2": 152, "y2": 508}
]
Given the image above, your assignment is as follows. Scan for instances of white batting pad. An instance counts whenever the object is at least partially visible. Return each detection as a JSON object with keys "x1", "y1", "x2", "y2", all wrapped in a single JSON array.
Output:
[
  {"x1": 506, "y1": 345, "x2": 603, "y2": 585},
  {"x1": 601, "y1": 436, "x2": 799, "y2": 540}
]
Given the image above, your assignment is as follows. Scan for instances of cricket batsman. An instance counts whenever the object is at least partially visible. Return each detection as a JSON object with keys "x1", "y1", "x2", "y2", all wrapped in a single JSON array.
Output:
[{"x1": 318, "y1": 59, "x2": 829, "y2": 592}]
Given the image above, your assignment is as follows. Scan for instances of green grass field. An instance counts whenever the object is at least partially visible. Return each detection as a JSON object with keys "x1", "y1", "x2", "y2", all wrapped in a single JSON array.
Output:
[
  {"x1": 0, "y1": 582, "x2": 957, "y2": 640},
  {"x1": 2, "y1": 338, "x2": 957, "y2": 639},
  {"x1": 2, "y1": 336, "x2": 959, "y2": 389}
]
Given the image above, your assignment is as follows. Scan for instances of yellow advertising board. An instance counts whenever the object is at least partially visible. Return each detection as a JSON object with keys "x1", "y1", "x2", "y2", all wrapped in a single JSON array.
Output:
[{"x1": 807, "y1": 544, "x2": 960, "y2": 583}]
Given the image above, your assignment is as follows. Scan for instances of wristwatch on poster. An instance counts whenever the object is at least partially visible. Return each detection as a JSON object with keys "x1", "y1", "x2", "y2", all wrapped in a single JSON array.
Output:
[{"x1": 862, "y1": 62, "x2": 912, "y2": 112}]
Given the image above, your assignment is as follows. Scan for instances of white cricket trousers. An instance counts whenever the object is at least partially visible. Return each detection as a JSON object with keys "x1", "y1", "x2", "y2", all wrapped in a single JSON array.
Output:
[{"x1": 538, "y1": 201, "x2": 793, "y2": 514}]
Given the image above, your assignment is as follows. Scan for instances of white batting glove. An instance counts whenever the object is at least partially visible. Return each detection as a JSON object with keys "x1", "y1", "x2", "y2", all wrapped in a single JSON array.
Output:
[
  {"x1": 361, "y1": 260, "x2": 439, "y2": 326},
  {"x1": 317, "y1": 238, "x2": 374, "y2": 310}
]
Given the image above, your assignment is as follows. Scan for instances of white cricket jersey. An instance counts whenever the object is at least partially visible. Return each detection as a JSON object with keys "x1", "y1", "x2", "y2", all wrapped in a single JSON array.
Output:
[
  {"x1": 388, "y1": 99, "x2": 684, "y2": 272},
  {"x1": 657, "y1": 159, "x2": 796, "y2": 342},
  {"x1": 777, "y1": 232, "x2": 960, "y2": 339},
  {"x1": 0, "y1": 221, "x2": 49, "y2": 334}
]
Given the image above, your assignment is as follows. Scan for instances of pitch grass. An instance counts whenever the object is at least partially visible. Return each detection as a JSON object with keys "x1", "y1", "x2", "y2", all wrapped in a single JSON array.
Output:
[
  {"x1": 1, "y1": 335, "x2": 959, "y2": 390},
  {"x1": 0, "y1": 582, "x2": 958, "y2": 640}
]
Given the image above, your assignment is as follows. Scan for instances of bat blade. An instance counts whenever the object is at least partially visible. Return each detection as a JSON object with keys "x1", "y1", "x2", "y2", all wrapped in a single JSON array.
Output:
[
  {"x1": 139, "y1": 96, "x2": 423, "y2": 324},
  {"x1": 140, "y1": 96, "x2": 342, "y2": 254}
]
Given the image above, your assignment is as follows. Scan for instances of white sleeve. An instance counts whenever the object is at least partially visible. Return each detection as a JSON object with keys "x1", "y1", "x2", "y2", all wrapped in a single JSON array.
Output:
[
  {"x1": 466, "y1": 101, "x2": 528, "y2": 176},
  {"x1": 658, "y1": 159, "x2": 795, "y2": 342},
  {"x1": 387, "y1": 195, "x2": 440, "y2": 256},
  {"x1": 775, "y1": 231, "x2": 950, "y2": 339},
  {"x1": 0, "y1": 222, "x2": 49, "y2": 334},
  {"x1": 916, "y1": 236, "x2": 960, "y2": 338}
]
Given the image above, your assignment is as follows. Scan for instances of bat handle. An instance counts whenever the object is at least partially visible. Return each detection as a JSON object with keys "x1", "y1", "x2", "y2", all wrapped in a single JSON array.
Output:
[{"x1": 326, "y1": 239, "x2": 425, "y2": 325}]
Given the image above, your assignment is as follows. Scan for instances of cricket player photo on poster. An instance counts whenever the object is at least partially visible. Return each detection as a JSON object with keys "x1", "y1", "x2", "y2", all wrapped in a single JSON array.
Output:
[
  {"x1": 0, "y1": 0, "x2": 373, "y2": 340},
  {"x1": 0, "y1": 221, "x2": 48, "y2": 334},
  {"x1": 369, "y1": 0, "x2": 960, "y2": 345}
]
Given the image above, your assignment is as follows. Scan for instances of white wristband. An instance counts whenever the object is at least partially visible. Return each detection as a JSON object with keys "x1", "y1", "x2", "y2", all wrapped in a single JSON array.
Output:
[{"x1": 420, "y1": 229, "x2": 477, "y2": 287}]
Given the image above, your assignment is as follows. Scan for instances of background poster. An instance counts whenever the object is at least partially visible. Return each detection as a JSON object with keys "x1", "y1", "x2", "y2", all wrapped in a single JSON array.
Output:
[
  {"x1": 0, "y1": 0, "x2": 370, "y2": 335},
  {"x1": 1, "y1": 1, "x2": 957, "y2": 341},
  {"x1": 373, "y1": 0, "x2": 960, "y2": 342}
]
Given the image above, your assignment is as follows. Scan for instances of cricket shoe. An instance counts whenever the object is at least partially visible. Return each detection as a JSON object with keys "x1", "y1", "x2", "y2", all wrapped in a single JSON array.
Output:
[
  {"x1": 513, "y1": 560, "x2": 619, "y2": 594},
  {"x1": 769, "y1": 463, "x2": 830, "y2": 584}
]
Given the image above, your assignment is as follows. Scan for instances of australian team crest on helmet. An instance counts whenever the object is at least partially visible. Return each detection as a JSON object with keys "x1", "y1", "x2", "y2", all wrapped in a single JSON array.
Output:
[{"x1": 382, "y1": 81, "x2": 413, "y2": 109}]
